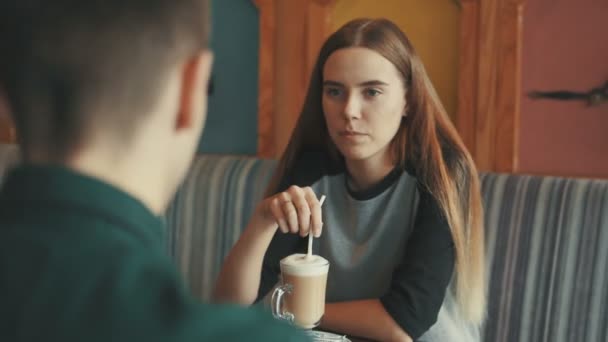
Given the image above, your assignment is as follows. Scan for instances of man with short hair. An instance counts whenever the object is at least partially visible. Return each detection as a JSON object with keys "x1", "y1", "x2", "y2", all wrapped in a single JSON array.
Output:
[{"x1": 0, "y1": 1, "x2": 306, "y2": 341}]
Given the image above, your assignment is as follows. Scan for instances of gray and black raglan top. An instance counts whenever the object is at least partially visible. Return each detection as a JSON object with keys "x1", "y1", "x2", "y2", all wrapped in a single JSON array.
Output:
[{"x1": 256, "y1": 150, "x2": 476, "y2": 340}]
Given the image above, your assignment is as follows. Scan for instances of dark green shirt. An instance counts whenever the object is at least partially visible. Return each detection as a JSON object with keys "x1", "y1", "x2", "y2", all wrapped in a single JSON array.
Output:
[{"x1": 0, "y1": 165, "x2": 307, "y2": 342}]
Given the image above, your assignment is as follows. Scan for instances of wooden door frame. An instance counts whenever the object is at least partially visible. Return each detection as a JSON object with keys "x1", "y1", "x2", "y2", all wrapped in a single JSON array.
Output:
[
  {"x1": 457, "y1": 0, "x2": 525, "y2": 173},
  {"x1": 253, "y1": 0, "x2": 336, "y2": 158}
]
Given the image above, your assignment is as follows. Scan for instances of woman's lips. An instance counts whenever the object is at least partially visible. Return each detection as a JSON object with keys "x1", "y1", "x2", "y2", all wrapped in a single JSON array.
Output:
[{"x1": 339, "y1": 131, "x2": 368, "y2": 141}]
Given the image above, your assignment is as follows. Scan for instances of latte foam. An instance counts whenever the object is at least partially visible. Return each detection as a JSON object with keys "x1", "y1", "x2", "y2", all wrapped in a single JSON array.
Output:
[{"x1": 280, "y1": 254, "x2": 329, "y2": 276}]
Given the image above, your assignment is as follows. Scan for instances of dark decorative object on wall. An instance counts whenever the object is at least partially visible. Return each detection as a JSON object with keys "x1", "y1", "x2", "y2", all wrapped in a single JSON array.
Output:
[{"x1": 528, "y1": 81, "x2": 608, "y2": 106}]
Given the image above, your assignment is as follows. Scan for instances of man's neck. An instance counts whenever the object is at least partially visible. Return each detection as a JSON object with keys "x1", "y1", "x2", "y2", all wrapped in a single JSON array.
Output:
[{"x1": 66, "y1": 150, "x2": 167, "y2": 215}]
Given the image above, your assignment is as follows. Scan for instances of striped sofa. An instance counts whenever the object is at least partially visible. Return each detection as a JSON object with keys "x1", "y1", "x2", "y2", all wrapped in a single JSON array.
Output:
[{"x1": 1, "y1": 144, "x2": 607, "y2": 342}]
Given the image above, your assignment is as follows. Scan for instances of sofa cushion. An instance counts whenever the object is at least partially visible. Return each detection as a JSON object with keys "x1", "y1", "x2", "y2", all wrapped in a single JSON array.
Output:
[
  {"x1": 480, "y1": 173, "x2": 608, "y2": 342},
  {"x1": 165, "y1": 155, "x2": 277, "y2": 300}
]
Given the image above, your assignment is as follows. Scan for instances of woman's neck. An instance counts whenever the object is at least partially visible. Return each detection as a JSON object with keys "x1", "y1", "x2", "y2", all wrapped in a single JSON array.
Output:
[{"x1": 345, "y1": 152, "x2": 395, "y2": 192}]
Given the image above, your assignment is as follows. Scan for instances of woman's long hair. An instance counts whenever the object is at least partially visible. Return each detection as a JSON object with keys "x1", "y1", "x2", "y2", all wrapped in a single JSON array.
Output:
[{"x1": 266, "y1": 18, "x2": 485, "y2": 323}]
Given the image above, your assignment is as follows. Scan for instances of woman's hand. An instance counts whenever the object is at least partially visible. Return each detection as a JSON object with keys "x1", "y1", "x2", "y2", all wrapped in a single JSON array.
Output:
[
  {"x1": 213, "y1": 185, "x2": 322, "y2": 305},
  {"x1": 256, "y1": 186, "x2": 323, "y2": 238}
]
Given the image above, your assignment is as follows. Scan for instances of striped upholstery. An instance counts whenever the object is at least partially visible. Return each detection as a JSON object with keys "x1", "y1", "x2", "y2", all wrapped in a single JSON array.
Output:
[
  {"x1": 165, "y1": 155, "x2": 277, "y2": 300},
  {"x1": 480, "y1": 173, "x2": 608, "y2": 342},
  {"x1": 1, "y1": 144, "x2": 607, "y2": 341}
]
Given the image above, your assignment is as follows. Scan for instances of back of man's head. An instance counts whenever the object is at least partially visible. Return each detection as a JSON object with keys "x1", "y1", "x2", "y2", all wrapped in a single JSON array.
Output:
[{"x1": 0, "y1": 0, "x2": 210, "y2": 161}]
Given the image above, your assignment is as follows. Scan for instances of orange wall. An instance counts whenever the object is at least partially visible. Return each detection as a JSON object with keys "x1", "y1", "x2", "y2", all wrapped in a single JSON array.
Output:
[
  {"x1": 519, "y1": 0, "x2": 608, "y2": 178},
  {"x1": 332, "y1": 0, "x2": 460, "y2": 118}
]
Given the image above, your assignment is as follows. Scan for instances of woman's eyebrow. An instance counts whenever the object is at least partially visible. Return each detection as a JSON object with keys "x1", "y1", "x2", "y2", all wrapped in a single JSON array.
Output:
[{"x1": 322, "y1": 80, "x2": 389, "y2": 87}]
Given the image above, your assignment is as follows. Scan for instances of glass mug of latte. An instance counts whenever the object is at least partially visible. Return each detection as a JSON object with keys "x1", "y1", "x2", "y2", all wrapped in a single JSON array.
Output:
[{"x1": 271, "y1": 253, "x2": 330, "y2": 329}]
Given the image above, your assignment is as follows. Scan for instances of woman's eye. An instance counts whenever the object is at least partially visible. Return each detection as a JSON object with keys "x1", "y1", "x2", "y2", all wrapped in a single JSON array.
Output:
[
  {"x1": 365, "y1": 89, "x2": 381, "y2": 97},
  {"x1": 325, "y1": 88, "x2": 342, "y2": 97}
]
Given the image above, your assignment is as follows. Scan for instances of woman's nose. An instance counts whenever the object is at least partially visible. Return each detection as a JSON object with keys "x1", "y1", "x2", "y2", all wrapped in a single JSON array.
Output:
[{"x1": 343, "y1": 94, "x2": 361, "y2": 120}]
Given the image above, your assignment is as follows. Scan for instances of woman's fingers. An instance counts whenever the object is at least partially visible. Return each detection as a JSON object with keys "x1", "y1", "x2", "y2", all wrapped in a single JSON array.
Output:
[
  {"x1": 288, "y1": 186, "x2": 311, "y2": 237},
  {"x1": 267, "y1": 186, "x2": 323, "y2": 237},
  {"x1": 278, "y1": 191, "x2": 299, "y2": 234},
  {"x1": 269, "y1": 196, "x2": 289, "y2": 233}
]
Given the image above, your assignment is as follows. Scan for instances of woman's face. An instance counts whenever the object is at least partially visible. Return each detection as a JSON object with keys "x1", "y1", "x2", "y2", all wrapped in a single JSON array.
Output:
[{"x1": 322, "y1": 47, "x2": 406, "y2": 166}]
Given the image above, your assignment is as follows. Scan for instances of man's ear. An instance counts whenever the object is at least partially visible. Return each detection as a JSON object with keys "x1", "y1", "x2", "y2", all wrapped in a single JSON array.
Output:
[{"x1": 176, "y1": 51, "x2": 213, "y2": 130}]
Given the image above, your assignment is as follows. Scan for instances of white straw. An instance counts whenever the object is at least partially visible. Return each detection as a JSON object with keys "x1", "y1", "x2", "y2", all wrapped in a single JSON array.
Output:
[{"x1": 308, "y1": 195, "x2": 326, "y2": 258}]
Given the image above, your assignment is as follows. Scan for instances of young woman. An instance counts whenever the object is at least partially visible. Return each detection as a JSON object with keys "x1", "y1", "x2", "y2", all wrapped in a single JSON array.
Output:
[{"x1": 214, "y1": 18, "x2": 486, "y2": 342}]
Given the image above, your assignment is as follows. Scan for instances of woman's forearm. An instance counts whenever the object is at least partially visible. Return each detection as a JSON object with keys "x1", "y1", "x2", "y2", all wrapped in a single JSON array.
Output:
[
  {"x1": 322, "y1": 300, "x2": 412, "y2": 342},
  {"x1": 212, "y1": 215, "x2": 277, "y2": 305}
]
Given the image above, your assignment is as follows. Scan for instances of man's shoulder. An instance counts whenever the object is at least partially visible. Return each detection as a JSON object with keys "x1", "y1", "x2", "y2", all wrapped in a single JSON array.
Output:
[{"x1": 0, "y1": 220, "x2": 308, "y2": 341}]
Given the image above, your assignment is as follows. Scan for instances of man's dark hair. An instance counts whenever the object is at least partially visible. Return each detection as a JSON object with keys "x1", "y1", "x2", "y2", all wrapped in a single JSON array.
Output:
[{"x1": 0, "y1": 0, "x2": 210, "y2": 160}]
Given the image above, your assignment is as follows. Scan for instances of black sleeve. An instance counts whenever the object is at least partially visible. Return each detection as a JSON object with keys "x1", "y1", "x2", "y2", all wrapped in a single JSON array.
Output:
[
  {"x1": 255, "y1": 149, "x2": 330, "y2": 302},
  {"x1": 380, "y1": 186, "x2": 455, "y2": 339}
]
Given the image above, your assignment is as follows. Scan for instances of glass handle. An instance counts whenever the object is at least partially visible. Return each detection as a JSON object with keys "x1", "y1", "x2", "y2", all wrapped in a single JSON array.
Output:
[{"x1": 271, "y1": 283, "x2": 294, "y2": 323}]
